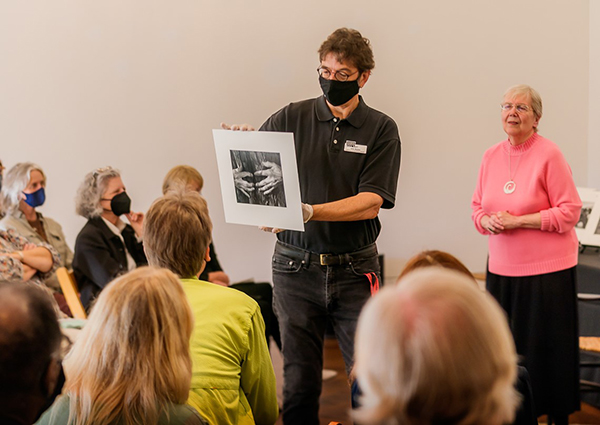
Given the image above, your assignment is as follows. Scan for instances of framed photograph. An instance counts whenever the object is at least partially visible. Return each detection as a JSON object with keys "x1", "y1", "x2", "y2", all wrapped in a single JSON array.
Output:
[
  {"x1": 583, "y1": 197, "x2": 600, "y2": 247},
  {"x1": 213, "y1": 129, "x2": 304, "y2": 231},
  {"x1": 575, "y1": 187, "x2": 599, "y2": 243}
]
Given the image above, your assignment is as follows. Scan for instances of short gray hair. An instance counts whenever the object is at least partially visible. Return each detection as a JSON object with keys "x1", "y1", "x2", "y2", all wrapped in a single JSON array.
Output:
[
  {"x1": 354, "y1": 268, "x2": 519, "y2": 425},
  {"x1": 0, "y1": 162, "x2": 46, "y2": 216},
  {"x1": 504, "y1": 84, "x2": 543, "y2": 132},
  {"x1": 75, "y1": 167, "x2": 121, "y2": 219}
]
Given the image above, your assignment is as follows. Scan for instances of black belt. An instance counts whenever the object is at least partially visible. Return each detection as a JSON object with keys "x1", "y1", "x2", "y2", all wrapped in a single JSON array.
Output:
[{"x1": 275, "y1": 241, "x2": 378, "y2": 266}]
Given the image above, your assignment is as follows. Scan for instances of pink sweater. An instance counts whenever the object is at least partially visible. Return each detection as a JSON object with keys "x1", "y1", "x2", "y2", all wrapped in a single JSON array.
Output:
[{"x1": 471, "y1": 133, "x2": 581, "y2": 277}]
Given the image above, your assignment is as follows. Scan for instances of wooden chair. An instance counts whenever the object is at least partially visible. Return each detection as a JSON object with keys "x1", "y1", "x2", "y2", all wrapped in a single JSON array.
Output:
[
  {"x1": 579, "y1": 336, "x2": 600, "y2": 392},
  {"x1": 55, "y1": 267, "x2": 87, "y2": 319}
]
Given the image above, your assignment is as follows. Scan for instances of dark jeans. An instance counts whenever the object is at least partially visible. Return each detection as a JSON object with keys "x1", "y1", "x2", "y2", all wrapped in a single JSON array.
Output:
[
  {"x1": 272, "y1": 241, "x2": 380, "y2": 425},
  {"x1": 230, "y1": 282, "x2": 281, "y2": 350}
]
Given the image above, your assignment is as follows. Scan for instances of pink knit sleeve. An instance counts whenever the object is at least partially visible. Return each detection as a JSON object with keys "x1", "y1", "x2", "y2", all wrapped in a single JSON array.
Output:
[
  {"x1": 471, "y1": 156, "x2": 491, "y2": 235},
  {"x1": 539, "y1": 149, "x2": 582, "y2": 233}
]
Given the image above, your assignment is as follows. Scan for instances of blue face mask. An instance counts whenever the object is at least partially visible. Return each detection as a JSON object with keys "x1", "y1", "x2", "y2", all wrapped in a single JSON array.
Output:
[{"x1": 23, "y1": 187, "x2": 46, "y2": 208}]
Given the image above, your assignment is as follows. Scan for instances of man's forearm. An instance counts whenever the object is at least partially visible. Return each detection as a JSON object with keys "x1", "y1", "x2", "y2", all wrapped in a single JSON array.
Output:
[{"x1": 311, "y1": 192, "x2": 383, "y2": 222}]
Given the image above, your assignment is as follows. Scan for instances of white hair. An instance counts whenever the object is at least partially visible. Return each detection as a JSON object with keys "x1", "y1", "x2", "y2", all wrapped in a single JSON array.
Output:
[
  {"x1": 74, "y1": 167, "x2": 121, "y2": 219},
  {"x1": 353, "y1": 268, "x2": 519, "y2": 425},
  {"x1": 0, "y1": 162, "x2": 45, "y2": 215}
]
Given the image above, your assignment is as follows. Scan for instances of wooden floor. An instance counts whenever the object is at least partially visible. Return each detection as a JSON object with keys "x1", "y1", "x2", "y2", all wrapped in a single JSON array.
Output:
[{"x1": 274, "y1": 337, "x2": 600, "y2": 425}]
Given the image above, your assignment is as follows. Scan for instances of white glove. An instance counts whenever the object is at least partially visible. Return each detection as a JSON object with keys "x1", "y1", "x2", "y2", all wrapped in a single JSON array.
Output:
[
  {"x1": 302, "y1": 203, "x2": 314, "y2": 223},
  {"x1": 259, "y1": 226, "x2": 284, "y2": 234}
]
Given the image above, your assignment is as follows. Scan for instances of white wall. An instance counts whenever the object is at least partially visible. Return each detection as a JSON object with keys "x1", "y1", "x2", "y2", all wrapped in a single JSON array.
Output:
[
  {"x1": 590, "y1": 0, "x2": 600, "y2": 188},
  {"x1": 0, "y1": 0, "x2": 590, "y2": 283}
]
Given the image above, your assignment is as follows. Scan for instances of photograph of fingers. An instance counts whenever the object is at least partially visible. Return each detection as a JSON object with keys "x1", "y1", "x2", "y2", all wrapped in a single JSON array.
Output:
[{"x1": 230, "y1": 150, "x2": 287, "y2": 207}]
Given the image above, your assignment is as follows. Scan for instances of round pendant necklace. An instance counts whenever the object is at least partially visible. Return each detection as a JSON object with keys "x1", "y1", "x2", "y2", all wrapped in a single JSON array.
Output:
[
  {"x1": 504, "y1": 180, "x2": 516, "y2": 194},
  {"x1": 504, "y1": 147, "x2": 517, "y2": 194}
]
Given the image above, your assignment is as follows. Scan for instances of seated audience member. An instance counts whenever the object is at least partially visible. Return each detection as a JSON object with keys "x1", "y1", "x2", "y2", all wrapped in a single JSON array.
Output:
[
  {"x1": 73, "y1": 166, "x2": 147, "y2": 310},
  {"x1": 162, "y1": 165, "x2": 228, "y2": 285},
  {"x1": 395, "y1": 250, "x2": 536, "y2": 425},
  {"x1": 143, "y1": 191, "x2": 278, "y2": 425},
  {"x1": 0, "y1": 283, "x2": 64, "y2": 425},
  {"x1": 0, "y1": 228, "x2": 59, "y2": 284},
  {"x1": 38, "y1": 266, "x2": 207, "y2": 425},
  {"x1": 353, "y1": 268, "x2": 519, "y2": 425},
  {"x1": 0, "y1": 163, "x2": 73, "y2": 313},
  {"x1": 398, "y1": 249, "x2": 475, "y2": 281},
  {"x1": 162, "y1": 165, "x2": 281, "y2": 348}
]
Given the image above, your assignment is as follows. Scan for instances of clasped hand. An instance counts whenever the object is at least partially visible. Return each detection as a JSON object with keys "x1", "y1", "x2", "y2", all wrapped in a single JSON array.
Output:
[
  {"x1": 484, "y1": 211, "x2": 520, "y2": 234},
  {"x1": 234, "y1": 161, "x2": 283, "y2": 198}
]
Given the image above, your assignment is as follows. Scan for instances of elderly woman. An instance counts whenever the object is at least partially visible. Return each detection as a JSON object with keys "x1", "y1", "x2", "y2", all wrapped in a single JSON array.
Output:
[
  {"x1": 353, "y1": 268, "x2": 519, "y2": 425},
  {"x1": 73, "y1": 167, "x2": 147, "y2": 310},
  {"x1": 472, "y1": 85, "x2": 582, "y2": 424},
  {"x1": 38, "y1": 266, "x2": 208, "y2": 425},
  {"x1": 0, "y1": 163, "x2": 73, "y2": 292}
]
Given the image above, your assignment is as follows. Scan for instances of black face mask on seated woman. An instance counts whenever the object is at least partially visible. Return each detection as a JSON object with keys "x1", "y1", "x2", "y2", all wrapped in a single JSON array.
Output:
[{"x1": 102, "y1": 192, "x2": 131, "y2": 216}]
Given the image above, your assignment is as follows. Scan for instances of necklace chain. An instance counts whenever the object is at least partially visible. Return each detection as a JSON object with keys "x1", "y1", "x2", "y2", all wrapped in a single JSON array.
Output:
[{"x1": 504, "y1": 147, "x2": 516, "y2": 194}]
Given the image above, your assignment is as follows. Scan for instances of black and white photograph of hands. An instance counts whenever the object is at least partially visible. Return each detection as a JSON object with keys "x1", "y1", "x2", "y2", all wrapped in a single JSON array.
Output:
[{"x1": 230, "y1": 150, "x2": 287, "y2": 207}]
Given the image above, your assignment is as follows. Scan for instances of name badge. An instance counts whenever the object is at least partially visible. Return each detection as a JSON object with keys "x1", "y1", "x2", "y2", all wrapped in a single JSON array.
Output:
[{"x1": 344, "y1": 140, "x2": 367, "y2": 154}]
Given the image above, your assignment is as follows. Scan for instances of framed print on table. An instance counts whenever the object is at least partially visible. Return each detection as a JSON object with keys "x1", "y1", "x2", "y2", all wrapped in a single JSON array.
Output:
[
  {"x1": 576, "y1": 187, "x2": 600, "y2": 244},
  {"x1": 213, "y1": 129, "x2": 304, "y2": 232},
  {"x1": 583, "y1": 197, "x2": 600, "y2": 247}
]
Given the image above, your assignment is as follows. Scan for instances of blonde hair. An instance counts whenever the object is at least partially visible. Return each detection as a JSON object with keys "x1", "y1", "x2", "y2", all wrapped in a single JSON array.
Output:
[
  {"x1": 0, "y1": 162, "x2": 46, "y2": 215},
  {"x1": 162, "y1": 165, "x2": 204, "y2": 195},
  {"x1": 143, "y1": 191, "x2": 212, "y2": 278},
  {"x1": 63, "y1": 267, "x2": 194, "y2": 425},
  {"x1": 503, "y1": 84, "x2": 543, "y2": 132},
  {"x1": 398, "y1": 250, "x2": 475, "y2": 283},
  {"x1": 354, "y1": 268, "x2": 519, "y2": 425}
]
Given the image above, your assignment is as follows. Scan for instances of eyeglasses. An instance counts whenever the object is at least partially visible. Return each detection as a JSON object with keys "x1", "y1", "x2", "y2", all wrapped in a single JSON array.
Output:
[
  {"x1": 93, "y1": 166, "x2": 113, "y2": 177},
  {"x1": 92, "y1": 166, "x2": 114, "y2": 188},
  {"x1": 92, "y1": 166, "x2": 114, "y2": 180},
  {"x1": 501, "y1": 103, "x2": 530, "y2": 113},
  {"x1": 317, "y1": 67, "x2": 359, "y2": 82}
]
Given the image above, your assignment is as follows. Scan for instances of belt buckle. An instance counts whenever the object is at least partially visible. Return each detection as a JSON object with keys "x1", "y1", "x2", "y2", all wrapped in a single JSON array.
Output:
[{"x1": 320, "y1": 254, "x2": 327, "y2": 266}]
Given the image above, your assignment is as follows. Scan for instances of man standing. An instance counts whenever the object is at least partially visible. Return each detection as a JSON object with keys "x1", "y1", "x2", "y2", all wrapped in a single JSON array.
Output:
[
  {"x1": 248, "y1": 28, "x2": 401, "y2": 423},
  {"x1": 0, "y1": 283, "x2": 64, "y2": 425}
]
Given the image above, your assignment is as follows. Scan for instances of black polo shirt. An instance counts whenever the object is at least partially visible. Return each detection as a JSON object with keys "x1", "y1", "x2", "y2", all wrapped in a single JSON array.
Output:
[{"x1": 259, "y1": 95, "x2": 401, "y2": 254}]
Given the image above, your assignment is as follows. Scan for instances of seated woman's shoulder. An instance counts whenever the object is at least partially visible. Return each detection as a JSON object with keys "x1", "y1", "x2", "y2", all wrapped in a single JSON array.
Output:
[{"x1": 36, "y1": 397, "x2": 209, "y2": 425}]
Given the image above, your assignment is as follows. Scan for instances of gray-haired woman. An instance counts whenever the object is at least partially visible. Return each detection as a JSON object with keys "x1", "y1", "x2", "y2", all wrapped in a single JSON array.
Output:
[
  {"x1": 73, "y1": 166, "x2": 147, "y2": 310},
  {"x1": 0, "y1": 163, "x2": 72, "y2": 300}
]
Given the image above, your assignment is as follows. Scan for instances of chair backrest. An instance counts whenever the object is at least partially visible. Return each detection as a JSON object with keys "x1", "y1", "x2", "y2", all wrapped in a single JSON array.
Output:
[{"x1": 56, "y1": 267, "x2": 87, "y2": 319}]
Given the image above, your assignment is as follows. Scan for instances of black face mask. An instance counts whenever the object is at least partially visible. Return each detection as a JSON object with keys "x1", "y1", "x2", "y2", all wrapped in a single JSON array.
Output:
[
  {"x1": 319, "y1": 75, "x2": 360, "y2": 106},
  {"x1": 110, "y1": 191, "x2": 131, "y2": 216},
  {"x1": 36, "y1": 362, "x2": 66, "y2": 421}
]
